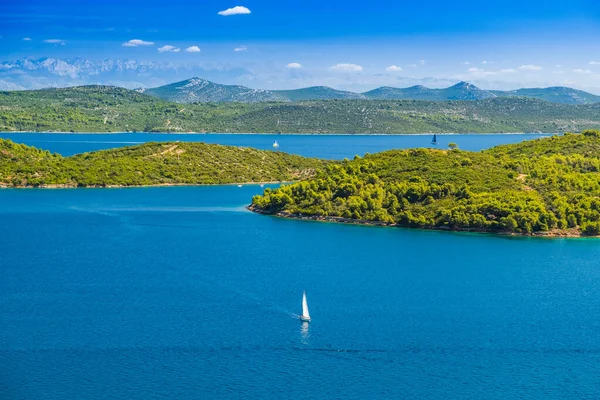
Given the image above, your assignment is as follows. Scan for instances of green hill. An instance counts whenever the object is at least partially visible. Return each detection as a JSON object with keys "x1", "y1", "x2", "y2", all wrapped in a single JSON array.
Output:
[
  {"x1": 0, "y1": 139, "x2": 330, "y2": 187},
  {"x1": 273, "y1": 86, "x2": 366, "y2": 101},
  {"x1": 141, "y1": 78, "x2": 600, "y2": 104},
  {"x1": 139, "y1": 78, "x2": 600, "y2": 104},
  {"x1": 1, "y1": 86, "x2": 600, "y2": 133},
  {"x1": 250, "y1": 130, "x2": 600, "y2": 237},
  {"x1": 493, "y1": 87, "x2": 600, "y2": 105},
  {"x1": 363, "y1": 82, "x2": 497, "y2": 101}
]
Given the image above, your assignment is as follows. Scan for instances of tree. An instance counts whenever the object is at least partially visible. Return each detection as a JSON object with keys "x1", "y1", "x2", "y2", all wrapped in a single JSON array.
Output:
[
  {"x1": 448, "y1": 142, "x2": 458, "y2": 150},
  {"x1": 582, "y1": 222, "x2": 600, "y2": 236}
]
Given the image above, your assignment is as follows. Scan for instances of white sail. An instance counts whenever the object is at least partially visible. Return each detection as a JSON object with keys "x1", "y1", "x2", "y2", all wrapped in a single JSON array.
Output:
[
  {"x1": 302, "y1": 291, "x2": 310, "y2": 319},
  {"x1": 272, "y1": 141, "x2": 279, "y2": 149}
]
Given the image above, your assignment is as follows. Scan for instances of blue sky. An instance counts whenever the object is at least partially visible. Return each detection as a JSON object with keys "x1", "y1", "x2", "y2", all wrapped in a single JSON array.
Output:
[{"x1": 1, "y1": 0, "x2": 600, "y2": 91}]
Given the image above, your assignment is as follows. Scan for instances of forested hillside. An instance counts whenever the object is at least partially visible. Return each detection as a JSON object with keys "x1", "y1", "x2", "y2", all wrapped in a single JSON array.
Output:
[
  {"x1": 0, "y1": 139, "x2": 330, "y2": 187},
  {"x1": 1, "y1": 86, "x2": 599, "y2": 133},
  {"x1": 251, "y1": 130, "x2": 600, "y2": 237}
]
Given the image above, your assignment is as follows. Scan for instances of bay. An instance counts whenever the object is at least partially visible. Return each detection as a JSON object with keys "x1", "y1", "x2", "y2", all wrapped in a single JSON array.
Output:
[
  {"x1": 0, "y1": 132, "x2": 553, "y2": 159},
  {"x1": 1, "y1": 185, "x2": 600, "y2": 399}
]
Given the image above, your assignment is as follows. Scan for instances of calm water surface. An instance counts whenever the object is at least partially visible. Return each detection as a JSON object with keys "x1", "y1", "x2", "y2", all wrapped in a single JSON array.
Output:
[
  {"x1": 1, "y1": 186, "x2": 600, "y2": 399},
  {"x1": 0, "y1": 132, "x2": 554, "y2": 159}
]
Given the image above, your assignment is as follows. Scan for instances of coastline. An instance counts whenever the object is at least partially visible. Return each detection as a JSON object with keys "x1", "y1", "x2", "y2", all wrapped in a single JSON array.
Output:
[
  {"x1": 0, "y1": 131, "x2": 558, "y2": 136},
  {"x1": 0, "y1": 181, "x2": 288, "y2": 189},
  {"x1": 246, "y1": 205, "x2": 593, "y2": 239}
]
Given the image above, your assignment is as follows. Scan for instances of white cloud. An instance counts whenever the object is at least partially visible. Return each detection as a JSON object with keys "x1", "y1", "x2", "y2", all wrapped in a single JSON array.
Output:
[
  {"x1": 158, "y1": 45, "x2": 180, "y2": 53},
  {"x1": 286, "y1": 63, "x2": 302, "y2": 69},
  {"x1": 461, "y1": 61, "x2": 471, "y2": 65},
  {"x1": 518, "y1": 64, "x2": 543, "y2": 71},
  {"x1": 330, "y1": 63, "x2": 363, "y2": 72},
  {"x1": 122, "y1": 39, "x2": 155, "y2": 47},
  {"x1": 466, "y1": 67, "x2": 516, "y2": 77},
  {"x1": 22, "y1": 37, "x2": 32, "y2": 41},
  {"x1": 385, "y1": 65, "x2": 402, "y2": 72},
  {"x1": 43, "y1": 39, "x2": 65, "y2": 45},
  {"x1": 481, "y1": 60, "x2": 489, "y2": 64},
  {"x1": 234, "y1": 46, "x2": 247, "y2": 52},
  {"x1": 185, "y1": 46, "x2": 201, "y2": 53},
  {"x1": 574, "y1": 68, "x2": 592, "y2": 74},
  {"x1": 419, "y1": 60, "x2": 426, "y2": 65},
  {"x1": 589, "y1": 61, "x2": 600, "y2": 65},
  {"x1": 218, "y1": 6, "x2": 251, "y2": 16}
]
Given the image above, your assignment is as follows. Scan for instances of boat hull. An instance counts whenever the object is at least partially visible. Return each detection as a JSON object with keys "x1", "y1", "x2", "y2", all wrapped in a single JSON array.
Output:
[{"x1": 299, "y1": 316, "x2": 311, "y2": 322}]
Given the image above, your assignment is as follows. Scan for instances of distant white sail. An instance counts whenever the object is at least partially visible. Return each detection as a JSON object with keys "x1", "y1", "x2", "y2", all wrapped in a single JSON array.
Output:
[
  {"x1": 301, "y1": 291, "x2": 310, "y2": 320},
  {"x1": 272, "y1": 141, "x2": 279, "y2": 149}
]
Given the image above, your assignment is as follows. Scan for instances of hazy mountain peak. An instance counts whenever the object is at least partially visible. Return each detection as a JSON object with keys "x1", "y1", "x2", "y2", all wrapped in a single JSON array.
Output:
[
  {"x1": 143, "y1": 78, "x2": 287, "y2": 103},
  {"x1": 451, "y1": 81, "x2": 476, "y2": 89},
  {"x1": 1, "y1": 59, "x2": 600, "y2": 105}
]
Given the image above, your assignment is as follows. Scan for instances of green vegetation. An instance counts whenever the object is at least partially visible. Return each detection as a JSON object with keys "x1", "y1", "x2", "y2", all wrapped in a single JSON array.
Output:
[
  {"x1": 493, "y1": 87, "x2": 600, "y2": 105},
  {"x1": 1, "y1": 86, "x2": 600, "y2": 133},
  {"x1": 0, "y1": 139, "x2": 330, "y2": 187},
  {"x1": 251, "y1": 130, "x2": 600, "y2": 237},
  {"x1": 272, "y1": 86, "x2": 365, "y2": 101}
]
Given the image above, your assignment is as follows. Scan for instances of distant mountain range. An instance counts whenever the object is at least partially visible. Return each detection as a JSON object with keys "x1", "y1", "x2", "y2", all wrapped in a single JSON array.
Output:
[
  {"x1": 1, "y1": 58, "x2": 600, "y2": 105},
  {"x1": 272, "y1": 86, "x2": 366, "y2": 101},
  {"x1": 0, "y1": 58, "x2": 256, "y2": 90},
  {"x1": 3, "y1": 85, "x2": 600, "y2": 134},
  {"x1": 140, "y1": 78, "x2": 600, "y2": 105},
  {"x1": 141, "y1": 78, "x2": 285, "y2": 103},
  {"x1": 363, "y1": 82, "x2": 497, "y2": 101}
]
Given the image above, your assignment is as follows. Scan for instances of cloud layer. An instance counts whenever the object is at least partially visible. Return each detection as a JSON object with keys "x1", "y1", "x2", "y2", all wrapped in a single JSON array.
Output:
[
  {"x1": 43, "y1": 39, "x2": 65, "y2": 45},
  {"x1": 330, "y1": 63, "x2": 363, "y2": 72},
  {"x1": 186, "y1": 46, "x2": 201, "y2": 53},
  {"x1": 234, "y1": 46, "x2": 247, "y2": 52},
  {"x1": 386, "y1": 65, "x2": 402, "y2": 72},
  {"x1": 122, "y1": 39, "x2": 155, "y2": 47},
  {"x1": 518, "y1": 65, "x2": 543, "y2": 71},
  {"x1": 218, "y1": 6, "x2": 251, "y2": 16},
  {"x1": 286, "y1": 63, "x2": 302, "y2": 69},
  {"x1": 158, "y1": 45, "x2": 180, "y2": 53}
]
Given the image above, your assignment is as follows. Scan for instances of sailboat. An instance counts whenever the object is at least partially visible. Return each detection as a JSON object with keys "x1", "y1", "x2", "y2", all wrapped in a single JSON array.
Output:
[
  {"x1": 272, "y1": 140, "x2": 280, "y2": 149},
  {"x1": 431, "y1": 134, "x2": 438, "y2": 145},
  {"x1": 299, "y1": 291, "x2": 311, "y2": 322}
]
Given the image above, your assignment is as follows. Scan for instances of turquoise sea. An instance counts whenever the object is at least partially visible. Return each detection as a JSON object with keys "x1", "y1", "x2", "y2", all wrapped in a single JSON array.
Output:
[
  {"x1": 0, "y1": 132, "x2": 552, "y2": 158},
  {"x1": 2, "y1": 133, "x2": 599, "y2": 399}
]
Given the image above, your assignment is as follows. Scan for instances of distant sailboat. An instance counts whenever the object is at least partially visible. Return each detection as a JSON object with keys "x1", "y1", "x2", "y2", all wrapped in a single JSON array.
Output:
[
  {"x1": 431, "y1": 134, "x2": 438, "y2": 145},
  {"x1": 272, "y1": 141, "x2": 280, "y2": 149},
  {"x1": 299, "y1": 291, "x2": 311, "y2": 322}
]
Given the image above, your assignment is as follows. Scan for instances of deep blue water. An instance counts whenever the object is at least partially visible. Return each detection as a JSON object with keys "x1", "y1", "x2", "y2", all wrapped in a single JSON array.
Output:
[
  {"x1": 2, "y1": 186, "x2": 600, "y2": 399},
  {"x1": 0, "y1": 132, "x2": 554, "y2": 159}
]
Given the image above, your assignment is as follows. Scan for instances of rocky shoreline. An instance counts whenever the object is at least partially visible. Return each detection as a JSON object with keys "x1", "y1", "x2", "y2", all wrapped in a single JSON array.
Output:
[
  {"x1": 0, "y1": 181, "x2": 285, "y2": 189},
  {"x1": 247, "y1": 205, "x2": 591, "y2": 238}
]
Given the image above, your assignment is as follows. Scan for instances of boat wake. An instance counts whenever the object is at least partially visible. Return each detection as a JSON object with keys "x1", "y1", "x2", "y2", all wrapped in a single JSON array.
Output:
[{"x1": 68, "y1": 206, "x2": 120, "y2": 217}]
